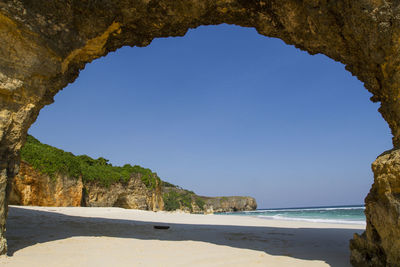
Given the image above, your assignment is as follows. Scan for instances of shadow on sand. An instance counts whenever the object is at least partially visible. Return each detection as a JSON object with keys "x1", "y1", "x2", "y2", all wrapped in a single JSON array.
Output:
[{"x1": 6, "y1": 206, "x2": 364, "y2": 266}]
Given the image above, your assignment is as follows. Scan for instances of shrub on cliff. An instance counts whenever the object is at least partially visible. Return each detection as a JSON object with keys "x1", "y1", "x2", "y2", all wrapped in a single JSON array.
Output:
[
  {"x1": 163, "y1": 191, "x2": 181, "y2": 211},
  {"x1": 21, "y1": 135, "x2": 160, "y2": 188},
  {"x1": 195, "y1": 197, "x2": 205, "y2": 210},
  {"x1": 162, "y1": 189, "x2": 206, "y2": 212}
]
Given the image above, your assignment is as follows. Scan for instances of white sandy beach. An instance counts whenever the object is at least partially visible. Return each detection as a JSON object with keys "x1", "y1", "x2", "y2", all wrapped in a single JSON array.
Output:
[{"x1": 0, "y1": 206, "x2": 364, "y2": 267}]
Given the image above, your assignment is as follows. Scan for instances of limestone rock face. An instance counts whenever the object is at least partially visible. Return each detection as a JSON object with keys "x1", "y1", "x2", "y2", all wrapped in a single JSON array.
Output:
[
  {"x1": 9, "y1": 161, "x2": 83, "y2": 207},
  {"x1": 203, "y1": 196, "x2": 257, "y2": 213},
  {"x1": 350, "y1": 149, "x2": 400, "y2": 267},
  {"x1": 9, "y1": 162, "x2": 164, "y2": 211},
  {"x1": 83, "y1": 175, "x2": 164, "y2": 211},
  {"x1": 1, "y1": 0, "x2": 400, "y2": 262}
]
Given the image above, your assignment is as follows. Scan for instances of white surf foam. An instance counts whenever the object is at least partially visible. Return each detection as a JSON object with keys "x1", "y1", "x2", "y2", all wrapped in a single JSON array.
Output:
[
  {"x1": 256, "y1": 214, "x2": 366, "y2": 225},
  {"x1": 254, "y1": 206, "x2": 365, "y2": 213}
]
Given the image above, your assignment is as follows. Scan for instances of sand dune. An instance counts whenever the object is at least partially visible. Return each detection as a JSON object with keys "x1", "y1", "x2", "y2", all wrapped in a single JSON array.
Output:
[{"x1": 0, "y1": 206, "x2": 364, "y2": 266}]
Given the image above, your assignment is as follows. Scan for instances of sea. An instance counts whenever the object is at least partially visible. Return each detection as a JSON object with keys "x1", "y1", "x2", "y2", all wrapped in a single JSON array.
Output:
[{"x1": 216, "y1": 205, "x2": 366, "y2": 225}]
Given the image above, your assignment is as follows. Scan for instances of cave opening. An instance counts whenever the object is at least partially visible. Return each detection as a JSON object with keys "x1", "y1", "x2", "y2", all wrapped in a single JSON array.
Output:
[
  {"x1": 2, "y1": 1, "x2": 400, "y2": 264},
  {"x1": 26, "y1": 24, "x2": 392, "y2": 210}
]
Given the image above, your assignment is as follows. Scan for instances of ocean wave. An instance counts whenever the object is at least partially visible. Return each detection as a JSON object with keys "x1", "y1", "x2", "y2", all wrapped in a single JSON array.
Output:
[
  {"x1": 253, "y1": 206, "x2": 365, "y2": 213},
  {"x1": 256, "y1": 214, "x2": 366, "y2": 225}
]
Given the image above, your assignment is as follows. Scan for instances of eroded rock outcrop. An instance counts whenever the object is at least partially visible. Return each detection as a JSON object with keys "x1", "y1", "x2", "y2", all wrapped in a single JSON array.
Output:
[
  {"x1": 0, "y1": 1, "x2": 400, "y2": 264},
  {"x1": 10, "y1": 161, "x2": 164, "y2": 211},
  {"x1": 83, "y1": 175, "x2": 164, "y2": 211},
  {"x1": 350, "y1": 149, "x2": 400, "y2": 266},
  {"x1": 9, "y1": 161, "x2": 83, "y2": 207},
  {"x1": 202, "y1": 196, "x2": 257, "y2": 213}
]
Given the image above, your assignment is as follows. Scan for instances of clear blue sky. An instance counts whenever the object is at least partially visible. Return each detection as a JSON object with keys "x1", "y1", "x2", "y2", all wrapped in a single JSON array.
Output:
[{"x1": 29, "y1": 24, "x2": 392, "y2": 209}]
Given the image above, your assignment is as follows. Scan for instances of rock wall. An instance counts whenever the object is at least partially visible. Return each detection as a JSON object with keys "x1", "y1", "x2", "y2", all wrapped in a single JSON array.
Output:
[
  {"x1": 350, "y1": 149, "x2": 400, "y2": 266},
  {"x1": 10, "y1": 162, "x2": 164, "y2": 211},
  {"x1": 83, "y1": 175, "x2": 164, "y2": 211},
  {"x1": 202, "y1": 196, "x2": 257, "y2": 213},
  {"x1": 0, "y1": 1, "x2": 400, "y2": 263},
  {"x1": 9, "y1": 161, "x2": 83, "y2": 207}
]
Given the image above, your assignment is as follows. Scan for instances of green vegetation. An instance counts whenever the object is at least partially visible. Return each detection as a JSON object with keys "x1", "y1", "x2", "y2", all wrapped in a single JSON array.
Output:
[
  {"x1": 163, "y1": 189, "x2": 206, "y2": 212},
  {"x1": 163, "y1": 191, "x2": 193, "y2": 211},
  {"x1": 163, "y1": 191, "x2": 181, "y2": 211},
  {"x1": 161, "y1": 181, "x2": 205, "y2": 211},
  {"x1": 21, "y1": 135, "x2": 160, "y2": 188},
  {"x1": 162, "y1": 181, "x2": 178, "y2": 188},
  {"x1": 163, "y1": 190, "x2": 195, "y2": 211},
  {"x1": 195, "y1": 197, "x2": 205, "y2": 210}
]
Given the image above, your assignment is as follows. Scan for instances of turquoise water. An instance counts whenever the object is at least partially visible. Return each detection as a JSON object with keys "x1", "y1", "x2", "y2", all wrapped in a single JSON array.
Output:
[{"x1": 216, "y1": 205, "x2": 366, "y2": 225}]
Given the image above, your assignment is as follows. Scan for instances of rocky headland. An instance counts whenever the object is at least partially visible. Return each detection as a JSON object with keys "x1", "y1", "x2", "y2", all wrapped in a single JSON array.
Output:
[
  {"x1": 163, "y1": 186, "x2": 256, "y2": 214},
  {"x1": 10, "y1": 135, "x2": 257, "y2": 214}
]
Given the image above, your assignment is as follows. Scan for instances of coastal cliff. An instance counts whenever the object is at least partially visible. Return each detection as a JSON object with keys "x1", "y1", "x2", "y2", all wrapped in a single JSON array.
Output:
[
  {"x1": 9, "y1": 161, "x2": 83, "y2": 207},
  {"x1": 11, "y1": 136, "x2": 257, "y2": 214},
  {"x1": 202, "y1": 196, "x2": 257, "y2": 213},
  {"x1": 10, "y1": 161, "x2": 163, "y2": 211},
  {"x1": 83, "y1": 174, "x2": 164, "y2": 211}
]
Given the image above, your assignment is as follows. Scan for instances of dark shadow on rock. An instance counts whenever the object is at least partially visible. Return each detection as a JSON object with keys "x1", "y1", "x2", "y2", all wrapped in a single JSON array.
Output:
[{"x1": 6, "y1": 206, "x2": 364, "y2": 266}]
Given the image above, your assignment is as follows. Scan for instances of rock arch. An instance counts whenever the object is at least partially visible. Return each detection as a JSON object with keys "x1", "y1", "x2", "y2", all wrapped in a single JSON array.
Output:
[{"x1": 0, "y1": 1, "x2": 399, "y2": 265}]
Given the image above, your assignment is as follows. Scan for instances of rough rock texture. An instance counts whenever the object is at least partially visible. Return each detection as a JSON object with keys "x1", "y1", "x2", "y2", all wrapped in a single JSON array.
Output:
[
  {"x1": 350, "y1": 149, "x2": 400, "y2": 266},
  {"x1": 83, "y1": 174, "x2": 164, "y2": 211},
  {"x1": 0, "y1": 0, "x2": 399, "y2": 263},
  {"x1": 9, "y1": 161, "x2": 83, "y2": 207},
  {"x1": 162, "y1": 186, "x2": 257, "y2": 213},
  {"x1": 9, "y1": 162, "x2": 164, "y2": 211},
  {"x1": 202, "y1": 196, "x2": 257, "y2": 214}
]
